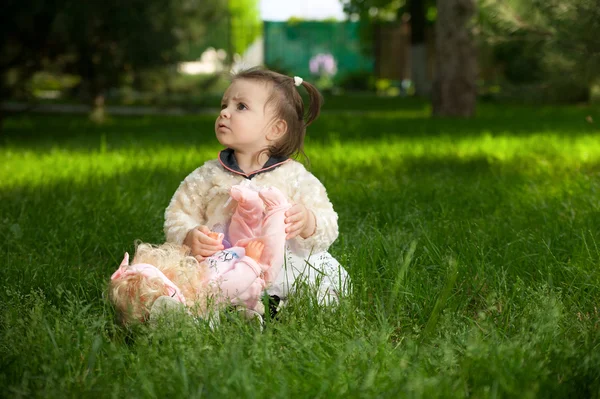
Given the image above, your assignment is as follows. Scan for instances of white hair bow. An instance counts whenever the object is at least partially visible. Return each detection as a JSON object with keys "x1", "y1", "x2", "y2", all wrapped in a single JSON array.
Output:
[{"x1": 293, "y1": 76, "x2": 303, "y2": 86}]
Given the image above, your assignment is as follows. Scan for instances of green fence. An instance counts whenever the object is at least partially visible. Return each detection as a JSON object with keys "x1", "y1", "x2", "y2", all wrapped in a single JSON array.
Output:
[{"x1": 263, "y1": 21, "x2": 373, "y2": 81}]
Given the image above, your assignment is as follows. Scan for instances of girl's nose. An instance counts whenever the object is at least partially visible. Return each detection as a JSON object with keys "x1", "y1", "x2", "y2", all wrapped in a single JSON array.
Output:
[{"x1": 220, "y1": 107, "x2": 230, "y2": 118}]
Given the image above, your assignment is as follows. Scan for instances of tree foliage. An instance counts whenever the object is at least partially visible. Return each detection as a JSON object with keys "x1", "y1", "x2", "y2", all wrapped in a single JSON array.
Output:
[
  {"x1": 342, "y1": 0, "x2": 409, "y2": 21},
  {"x1": 1, "y1": 0, "x2": 61, "y2": 101},
  {"x1": 229, "y1": 0, "x2": 262, "y2": 56},
  {"x1": 1, "y1": 0, "x2": 228, "y2": 104},
  {"x1": 479, "y1": 0, "x2": 600, "y2": 100},
  {"x1": 181, "y1": 0, "x2": 261, "y2": 60},
  {"x1": 340, "y1": 0, "x2": 437, "y2": 24},
  {"x1": 56, "y1": 0, "x2": 227, "y2": 101}
]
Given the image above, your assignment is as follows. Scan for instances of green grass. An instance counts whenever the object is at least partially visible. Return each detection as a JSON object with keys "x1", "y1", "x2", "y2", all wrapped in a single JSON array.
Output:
[{"x1": 1, "y1": 101, "x2": 600, "y2": 397}]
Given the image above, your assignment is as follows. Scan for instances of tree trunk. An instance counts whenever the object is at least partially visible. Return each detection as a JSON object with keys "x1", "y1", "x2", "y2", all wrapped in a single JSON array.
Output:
[
  {"x1": 432, "y1": 0, "x2": 477, "y2": 117},
  {"x1": 374, "y1": 23, "x2": 382, "y2": 79},
  {"x1": 0, "y1": 108, "x2": 4, "y2": 137},
  {"x1": 76, "y1": 45, "x2": 107, "y2": 124},
  {"x1": 89, "y1": 93, "x2": 106, "y2": 124},
  {"x1": 408, "y1": 0, "x2": 430, "y2": 97},
  {"x1": 0, "y1": 81, "x2": 8, "y2": 136}
]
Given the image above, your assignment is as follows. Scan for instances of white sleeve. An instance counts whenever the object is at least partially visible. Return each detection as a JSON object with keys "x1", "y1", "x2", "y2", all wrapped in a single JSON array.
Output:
[
  {"x1": 289, "y1": 166, "x2": 339, "y2": 254},
  {"x1": 164, "y1": 165, "x2": 213, "y2": 244}
]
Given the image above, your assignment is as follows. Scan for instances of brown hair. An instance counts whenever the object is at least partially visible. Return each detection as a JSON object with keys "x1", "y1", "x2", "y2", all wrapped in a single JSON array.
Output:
[{"x1": 232, "y1": 67, "x2": 323, "y2": 161}]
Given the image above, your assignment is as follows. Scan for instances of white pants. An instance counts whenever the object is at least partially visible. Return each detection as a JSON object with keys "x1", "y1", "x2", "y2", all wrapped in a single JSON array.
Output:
[{"x1": 266, "y1": 248, "x2": 351, "y2": 305}]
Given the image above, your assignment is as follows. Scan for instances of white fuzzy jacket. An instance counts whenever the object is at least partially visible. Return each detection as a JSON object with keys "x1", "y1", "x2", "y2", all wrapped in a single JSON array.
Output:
[{"x1": 164, "y1": 159, "x2": 339, "y2": 255}]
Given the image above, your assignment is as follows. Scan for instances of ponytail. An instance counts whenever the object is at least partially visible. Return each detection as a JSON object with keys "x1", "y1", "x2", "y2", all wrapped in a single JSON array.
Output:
[{"x1": 300, "y1": 80, "x2": 323, "y2": 128}]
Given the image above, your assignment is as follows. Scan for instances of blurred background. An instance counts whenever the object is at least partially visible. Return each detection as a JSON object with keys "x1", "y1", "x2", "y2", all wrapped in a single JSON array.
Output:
[{"x1": 1, "y1": 0, "x2": 599, "y2": 125}]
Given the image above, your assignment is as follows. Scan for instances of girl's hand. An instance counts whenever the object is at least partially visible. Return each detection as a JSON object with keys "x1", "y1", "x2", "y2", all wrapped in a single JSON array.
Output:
[
  {"x1": 285, "y1": 203, "x2": 316, "y2": 240},
  {"x1": 183, "y1": 225, "x2": 224, "y2": 260}
]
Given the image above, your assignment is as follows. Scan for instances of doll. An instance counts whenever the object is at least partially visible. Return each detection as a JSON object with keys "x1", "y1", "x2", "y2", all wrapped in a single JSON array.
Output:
[{"x1": 109, "y1": 184, "x2": 290, "y2": 326}]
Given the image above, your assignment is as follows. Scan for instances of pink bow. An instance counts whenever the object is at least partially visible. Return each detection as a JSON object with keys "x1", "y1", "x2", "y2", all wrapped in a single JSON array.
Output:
[{"x1": 111, "y1": 253, "x2": 186, "y2": 304}]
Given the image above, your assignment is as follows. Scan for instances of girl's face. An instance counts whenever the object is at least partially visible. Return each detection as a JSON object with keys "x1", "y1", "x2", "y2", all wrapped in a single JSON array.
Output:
[{"x1": 215, "y1": 79, "x2": 278, "y2": 156}]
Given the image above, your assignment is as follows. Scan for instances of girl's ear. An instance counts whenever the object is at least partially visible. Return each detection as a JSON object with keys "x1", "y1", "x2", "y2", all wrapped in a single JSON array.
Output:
[{"x1": 267, "y1": 119, "x2": 287, "y2": 142}]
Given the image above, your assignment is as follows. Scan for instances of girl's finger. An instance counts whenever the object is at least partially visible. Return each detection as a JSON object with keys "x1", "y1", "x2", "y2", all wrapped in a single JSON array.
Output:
[
  {"x1": 285, "y1": 204, "x2": 302, "y2": 218},
  {"x1": 285, "y1": 221, "x2": 300, "y2": 233},
  {"x1": 199, "y1": 247, "x2": 221, "y2": 257},
  {"x1": 199, "y1": 235, "x2": 221, "y2": 246},
  {"x1": 286, "y1": 222, "x2": 303, "y2": 237},
  {"x1": 200, "y1": 243, "x2": 224, "y2": 252},
  {"x1": 198, "y1": 225, "x2": 211, "y2": 234},
  {"x1": 200, "y1": 242, "x2": 222, "y2": 250},
  {"x1": 285, "y1": 213, "x2": 304, "y2": 224}
]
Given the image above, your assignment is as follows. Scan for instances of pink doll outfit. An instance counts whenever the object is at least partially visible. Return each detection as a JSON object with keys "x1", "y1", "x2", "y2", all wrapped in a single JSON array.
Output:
[{"x1": 204, "y1": 185, "x2": 290, "y2": 313}]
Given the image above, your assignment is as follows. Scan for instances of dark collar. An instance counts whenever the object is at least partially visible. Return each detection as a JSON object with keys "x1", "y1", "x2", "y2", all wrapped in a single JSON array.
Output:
[{"x1": 218, "y1": 148, "x2": 290, "y2": 179}]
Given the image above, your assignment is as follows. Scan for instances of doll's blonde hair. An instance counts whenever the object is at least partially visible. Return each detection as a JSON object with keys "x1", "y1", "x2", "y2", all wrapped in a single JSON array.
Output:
[{"x1": 109, "y1": 242, "x2": 212, "y2": 326}]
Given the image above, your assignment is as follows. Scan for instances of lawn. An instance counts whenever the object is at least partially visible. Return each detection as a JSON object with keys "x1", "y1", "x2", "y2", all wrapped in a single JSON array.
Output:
[{"x1": 1, "y1": 101, "x2": 600, "y2": 397}]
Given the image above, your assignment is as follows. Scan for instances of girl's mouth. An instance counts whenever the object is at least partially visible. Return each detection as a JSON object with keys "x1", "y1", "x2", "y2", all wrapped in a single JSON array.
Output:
[{"x1": 217, "y1": 123, "x2": 230, "y2": 131}]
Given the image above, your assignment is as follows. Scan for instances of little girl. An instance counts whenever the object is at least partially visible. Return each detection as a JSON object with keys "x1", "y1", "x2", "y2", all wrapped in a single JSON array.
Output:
[{"x1": 164, "y1": 67, "x2": 350, "y2": 306}]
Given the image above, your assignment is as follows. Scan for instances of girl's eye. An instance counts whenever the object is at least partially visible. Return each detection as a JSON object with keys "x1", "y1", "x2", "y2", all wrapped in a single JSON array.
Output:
[
  {"x1": 237, "y1": 103, "x2": 247, "y2": 111},
  {"x1": 220, "y1": 104, "x2": 227, "y2": 110}
]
